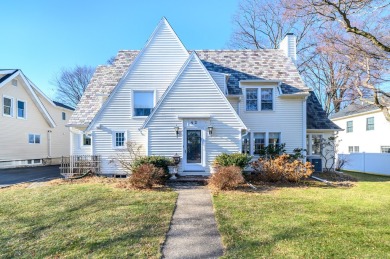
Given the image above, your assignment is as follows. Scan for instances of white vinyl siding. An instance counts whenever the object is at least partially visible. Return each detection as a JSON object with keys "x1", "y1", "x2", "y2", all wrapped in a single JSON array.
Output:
[
  {"x1": 145, "y1": 55, "x2": 243, "y2": 174},
  {"x1": 87, "y1": 19, "x2": 190, "y2": 175}
]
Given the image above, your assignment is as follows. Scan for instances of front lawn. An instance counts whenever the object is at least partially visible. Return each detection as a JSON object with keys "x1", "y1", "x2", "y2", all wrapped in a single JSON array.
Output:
[
  {"x1": 213, "y1": 172, "x2": 390, "y2": 258},
  {"x1": 0, "y1": 179, "x2": 177, "y2": 258}
]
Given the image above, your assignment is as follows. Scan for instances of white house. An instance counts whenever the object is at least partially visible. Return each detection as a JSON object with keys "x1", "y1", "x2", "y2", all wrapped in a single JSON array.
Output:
[
  {"x1": 67, "y1": 18, "x2": 340, "y2": 176},
  {"x1": 330, "y1": 101, "x2": 390, "y2": 154},
  {"x1": 0, "y1": 69, "x2": 74, "y2": 168}
]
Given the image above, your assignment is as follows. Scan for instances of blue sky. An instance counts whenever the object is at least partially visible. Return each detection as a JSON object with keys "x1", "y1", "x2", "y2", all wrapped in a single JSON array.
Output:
[{"x1": 0, "y1": 0, "x2": 239, "y2": 99}]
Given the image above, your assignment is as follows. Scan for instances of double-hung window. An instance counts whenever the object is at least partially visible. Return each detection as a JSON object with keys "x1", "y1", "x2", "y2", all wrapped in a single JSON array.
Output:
[
  {"x1": 245, "y1": 88, "x2": 273, "y2": 111},
  {"x1": 346, "y1": 121, "x2": 353, "y2": 133},
  {"x1": 17, "y1": 100, "x2": 26, "y2": 119},
  {"x1": 366, "y1": 117, "x2": 374, "y2": 131},
  {"x1": 254, "y1": 133, "x2": 265, "y2": 155},
  {"x1": 133, "y1": 91, "x2": 154, "y2": 117},
  {"x1": 246, "y1": 89, "x2": 258, "y2": 111},
  {"x1": 268, "y1": 132, "x2": 280, "y2": 149},
  {"x1": 3, "y1": 96, "x2": 13, "y2": 116},
  {"x1": 113, "y1": 131, "x2": 126, "y2": 148},
  {"x1": 381, "y1": 146, "x2": 390, "y2": 153},
  {"x1": 28, "y1": 134, "x2": 41, "y2": 144}
]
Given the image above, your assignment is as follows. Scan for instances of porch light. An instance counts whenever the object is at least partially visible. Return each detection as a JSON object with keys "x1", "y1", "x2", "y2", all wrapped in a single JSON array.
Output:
[
  {"x1": 172, "y1": 153, "x2": 181, "y2": 165},
  {"x1": 174, "y1": 125, "x2": 180, "y2": 137},
  {"x1": 208, "y1": 125, "x2": 214, "y2": 136}
]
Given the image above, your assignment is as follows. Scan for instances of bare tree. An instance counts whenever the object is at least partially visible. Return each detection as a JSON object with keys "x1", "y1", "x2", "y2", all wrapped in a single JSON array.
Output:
[
  {"x1": 284, "y1": 0, "x2": 390, "y2": 120},
  {"x1": 230, "y1": 0, "x2": 317, "y2": 72},
  {"x1": 53, "y1": 65, "x2": 95, "y2": 108}
]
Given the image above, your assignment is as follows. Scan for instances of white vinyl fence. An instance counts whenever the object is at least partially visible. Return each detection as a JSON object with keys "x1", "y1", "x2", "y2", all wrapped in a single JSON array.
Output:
[{"x1": 338, "y1": 153, "x2": 390, "y2": 176}]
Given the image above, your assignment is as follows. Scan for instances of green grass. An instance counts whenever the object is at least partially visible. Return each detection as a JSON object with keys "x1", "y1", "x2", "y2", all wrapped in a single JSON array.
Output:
[
  {"x1": 0, "y1": 182, "x2": 177, "y2": 258},
  {"x1": 213, "y1": 172, "x2": 390, "y2": 258}
]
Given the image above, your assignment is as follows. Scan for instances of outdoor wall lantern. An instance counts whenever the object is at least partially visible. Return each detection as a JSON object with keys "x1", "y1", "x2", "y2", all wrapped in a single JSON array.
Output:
[
  {"x1": 172, "y1": 153, "x2": 181, "y2": 165},
  {"x1": 208, "y1": 125, "x2": 214, "y2": 136},
  {"x1": 174, "y1": 125, "x2": 180, "y2": 137}
]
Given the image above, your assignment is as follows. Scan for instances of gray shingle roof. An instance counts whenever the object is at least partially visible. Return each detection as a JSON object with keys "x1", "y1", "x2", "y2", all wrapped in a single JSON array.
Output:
[
  {"x1": 329, "y1": 101, "x2": 383, "y2": 120},
  {"x1": 307, "y1": 91, "x2": 341, "y2": 130},
  {"x1": 68, "y1": 49, "x2": 312, "y2": 126}
]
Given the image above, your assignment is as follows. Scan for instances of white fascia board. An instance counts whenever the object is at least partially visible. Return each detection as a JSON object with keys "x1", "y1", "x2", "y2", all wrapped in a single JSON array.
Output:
[
  {"x1": 87, "y1": 17, "x2": 189, "y2": 132},
  {"x1": 0, "y1": 70, "x2": 19, "y2": 88}
]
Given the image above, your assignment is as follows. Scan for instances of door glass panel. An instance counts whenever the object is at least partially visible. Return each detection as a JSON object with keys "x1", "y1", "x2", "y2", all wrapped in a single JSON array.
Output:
[{"x1": 187, "y1": 130, "x2": 201, "y2": 163}]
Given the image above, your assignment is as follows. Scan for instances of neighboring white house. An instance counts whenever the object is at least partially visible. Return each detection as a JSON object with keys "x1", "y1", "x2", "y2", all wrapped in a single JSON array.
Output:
[
  {"x1": 330, "y1": 101, "x2": 390, "y2": 154},
  {"x1": 67, "y1": 18, "x2": 340, "y2": 176},
  {"x1": 0, "y1": 69, "x2": 74, "y2": 168}
]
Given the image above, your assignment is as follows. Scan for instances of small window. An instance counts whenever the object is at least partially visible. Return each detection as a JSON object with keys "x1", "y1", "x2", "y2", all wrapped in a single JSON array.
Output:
[
  {"x1": 354, "y1": 146, "x2": 359, "y2": 153},
  {"x1": 17, "y1": 100, "x2": 26, "y2": 118},
  {"x1": 346, "y1": 121, "x2": 353, "y2": 133},
  {"x1": 62, "y1": 112, "x2": 66, "y2": 120},
  {"x1": 269, "y1": 132, "x2": 281, "y2": 149},
  {"x1": 348, "y1": 146, "x2": 354, "y2": 153},
  {"x1": 366, "y1": 117, "x2": 374, "y2": 131},
  {"x1": 3, "y1": 97, "x2": 12, "y2": 116},
  {"x1": 114, "y1": 132, "x2": 126, "y2": 148},
  {"x1": 242, "y1": 134, "x2": 250, "y2": 154},
  {"x1": 254, "y1": 133, "x2": 265, "y2": 155},
  {"x1": 134, "y1": 91, "x2": 154, "y2": 116},
  {"x1": 83, "y1": 134, "x2": 91, "y2": 146},
  {"x1": 261, "y1": 88, "x2": 273, "y2": 110},
  {"x1": 28, "y1": 134, "x2": 41, "y2": 144},
  {"x1": 381, "y1": 146, "x2": 390, "y2": 153},
  {"x1": 12, "y1": 79, "x2": 18, "y2": 86},
  {"x1": 246, "y1": 88, "x2": 258, "y2": 111},
  {"x1": 312, "y1": 134, "x2": 322, "y2": 155}
]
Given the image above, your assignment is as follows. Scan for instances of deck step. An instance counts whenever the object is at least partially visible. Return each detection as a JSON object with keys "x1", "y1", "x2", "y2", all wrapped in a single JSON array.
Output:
[{"x1": 168, "y1": 175, "x2": 209, "y2": 185}]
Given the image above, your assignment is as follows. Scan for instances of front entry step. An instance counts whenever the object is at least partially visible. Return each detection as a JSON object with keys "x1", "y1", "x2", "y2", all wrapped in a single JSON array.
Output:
[{"x1": 168, "y1": 175, "x2": 209, "y2": 185}]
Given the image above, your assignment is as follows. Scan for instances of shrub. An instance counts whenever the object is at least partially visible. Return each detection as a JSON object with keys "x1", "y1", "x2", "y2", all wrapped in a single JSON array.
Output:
[
  {"x1": 132, "y1": 156, "x2": 173, "y2": 181},
  {"x1": 213, "y1": 153, "x2": 252, "y2": 169},
  {"x1": 257, "y1": 143, "x2": 286, "y2": 158},
  {"x1": 251, "y1": 154, "x2": 313, "y2": 183},
  {"x1": 208, "y1": 166, "x2": 245, "y2": 190},
  {"x1": 129, "y1": 163, "x2": 166, "y2": 189}
]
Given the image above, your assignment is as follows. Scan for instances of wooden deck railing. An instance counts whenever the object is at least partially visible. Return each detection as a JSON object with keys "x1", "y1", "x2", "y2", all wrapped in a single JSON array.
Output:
[{"x1": 60, "y1": 155, "x2": 101, "y2": 179}]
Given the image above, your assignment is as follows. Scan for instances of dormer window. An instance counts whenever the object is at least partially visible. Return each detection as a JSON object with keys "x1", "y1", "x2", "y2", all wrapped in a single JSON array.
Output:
[
  {"x1": 133, "y1": 91, "x2": 154, "y2": 117},
  {"x1": 245, "y1": 88, "x2": 273, "y2": 111}
]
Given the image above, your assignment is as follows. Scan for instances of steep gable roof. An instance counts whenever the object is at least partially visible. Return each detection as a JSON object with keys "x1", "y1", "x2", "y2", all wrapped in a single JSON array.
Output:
[
  {"x1": 0, "y1": 69, "x2": 56, "y2": 127},
  {"x1": 69, "y1": 49, "x2": 311, "y2": 126},
  {"x1": 307, "y1": 91, "x2": 341, "y2": 130},
  {"x1": 142, "y1": 52, "x2": 246, "y2": 129}
]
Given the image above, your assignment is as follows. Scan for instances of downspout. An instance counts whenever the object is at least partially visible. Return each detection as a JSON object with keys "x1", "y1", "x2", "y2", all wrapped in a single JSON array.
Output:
[
  {"x1": 302, "y1": 97, "x2": 307, "y2": 163},
  {"x1": 47, "y1": 130, "x2": 52, "y2": 158}
]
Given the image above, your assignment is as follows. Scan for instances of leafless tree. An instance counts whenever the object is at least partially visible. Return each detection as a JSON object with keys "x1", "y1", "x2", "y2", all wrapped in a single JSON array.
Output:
[
  {"x1": 284, "y1": 0, "x2": 390, "y2": 120},
  {"x1": 53, "y1": 65, "x2": 95, "y2": 108},
  {"x1": 230, "y1": 0, "x2": 317, "y2": 72}
]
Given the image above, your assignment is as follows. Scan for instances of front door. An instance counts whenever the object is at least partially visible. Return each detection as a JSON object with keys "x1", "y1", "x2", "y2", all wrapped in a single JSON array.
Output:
[{"x1": 183, "y1": 120, "x2": 206, "y2": 172}]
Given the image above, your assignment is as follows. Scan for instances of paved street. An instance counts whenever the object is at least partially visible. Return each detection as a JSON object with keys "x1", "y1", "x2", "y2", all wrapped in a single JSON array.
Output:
[{"x1": 0, "y1": 165, "x2": 61, "y2": 188}]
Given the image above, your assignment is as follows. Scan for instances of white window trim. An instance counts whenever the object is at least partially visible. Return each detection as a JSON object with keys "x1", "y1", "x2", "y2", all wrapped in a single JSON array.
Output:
[
  {"x1": 17, "y1": 99, "x2": 27, "y2": 120},
  {"x1": 28, "y1": 133, "x2": 41, "y2": 144},
  {"x1": 243, "y1": 86, "x2": 275, "y2": 112},
  {"x1": 3, "y1": 95, "x2": 14, "y2": 117},
  {"x1": 112, "y1": 130, "x2": 128, "y2": 149},
  {"x1": 244, "y1": 131, "x2": 282, "y2": 156},
  {"x1": 131, "y1": 89, "x2": 156, "y2": 119},
  {"x1": 307, "y1": 133, "x2": 323, "y2": 156},
  {"x1": 81, "y1": 133, "x2": 92, "y2": 147}
]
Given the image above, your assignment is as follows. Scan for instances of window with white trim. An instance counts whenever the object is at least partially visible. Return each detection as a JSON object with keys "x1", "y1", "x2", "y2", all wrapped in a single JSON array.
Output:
[
  {"x1": 246, "y1": 88, "x2": 258, "y2": 111},
  {"x1": 268, "y1": 132, "x2": 280, "y2": 149},
  {"x1": 311, "y1": 134, "x2": 322, "y2": 155},
  {"x1": 348, "y1": 146, "x2": 359, "y2": 153},
  {"x1": 381, "y1": 146, "x2": 390, "y2": 153},
  {"x1": 83, "y1": 134, "x2": 91, "y2": 146},
  {"x1": 113, "y1": 131, "x2": 126, "y2": 148},
  {"x1": 245, "y1": 88, "x2": 273, "y2": 111},
  {"x1": 366, "y1": 117, "x2": 374, "y2": 131},
  {"x1": 28, "y1": 134, "x2": 41, "y2": 144},
  {"x1": 17, "y1": 100, "x2": 26, "y2": 119},
  {"x1": 346, "y1": 121, "x2": 353, "y2": 133},
  {"x1": 254, "y1": 133, "x2": 265, "y2": 155},
  {"x1": 133, "y1": 91, "x2": 154, "y2": 116},
  {"x1": 62, "y1": 112, "x2": 66, "y2": 120},
  {"x1": 3, "y1": 96, "x2": 13, "y2": 116},
  {"x1": 242, "y1": 134, "x2": 250, "y2": 154}
]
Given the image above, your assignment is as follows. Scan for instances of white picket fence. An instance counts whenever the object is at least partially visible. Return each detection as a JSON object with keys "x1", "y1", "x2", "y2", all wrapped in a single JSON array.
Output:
[{"x1": 338, "y1": 153, "x2": 390, "y2": 176}]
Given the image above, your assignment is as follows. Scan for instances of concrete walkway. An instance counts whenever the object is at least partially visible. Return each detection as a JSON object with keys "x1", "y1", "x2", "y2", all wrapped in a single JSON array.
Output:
[{"x1": 162, "y1": 184, "x2": 224, "y2": 259}]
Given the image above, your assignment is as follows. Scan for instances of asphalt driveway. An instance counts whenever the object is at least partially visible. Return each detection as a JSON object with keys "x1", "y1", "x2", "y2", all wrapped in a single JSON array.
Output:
[{"x1": 0, "y1": 165, "x2": 61, "y2": 188}]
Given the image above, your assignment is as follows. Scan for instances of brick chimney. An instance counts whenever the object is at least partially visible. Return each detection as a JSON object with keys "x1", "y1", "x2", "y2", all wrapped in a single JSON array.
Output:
[{"x1": 279, "y1": 33, "x2": 297, "y2": 64}]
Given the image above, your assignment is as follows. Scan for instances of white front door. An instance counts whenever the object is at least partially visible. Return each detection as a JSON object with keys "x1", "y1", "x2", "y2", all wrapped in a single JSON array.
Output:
[{"x1": 183, "y1": 120, "x2": 206, "y2": 173}]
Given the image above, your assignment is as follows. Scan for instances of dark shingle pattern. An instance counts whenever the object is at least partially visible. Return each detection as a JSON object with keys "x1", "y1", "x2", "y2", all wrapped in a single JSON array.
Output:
[{"x1": 307, "y1": 91, "x2": 341, "y2": 130}]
